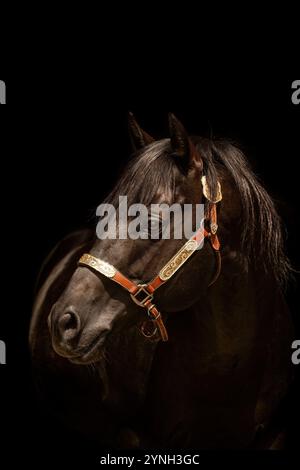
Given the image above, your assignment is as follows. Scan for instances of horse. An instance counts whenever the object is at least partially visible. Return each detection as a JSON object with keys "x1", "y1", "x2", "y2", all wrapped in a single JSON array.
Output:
[{"x1": 29, "y1": 113, "x2": 294, "y2": 449}]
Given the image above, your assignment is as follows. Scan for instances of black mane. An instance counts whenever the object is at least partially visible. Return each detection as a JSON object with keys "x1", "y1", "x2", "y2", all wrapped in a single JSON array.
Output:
[{"x1": 106, "y1": 138, "x2": 291, "y2": 288}]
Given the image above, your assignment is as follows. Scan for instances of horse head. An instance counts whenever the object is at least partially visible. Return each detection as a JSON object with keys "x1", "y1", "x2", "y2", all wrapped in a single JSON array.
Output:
[{"x1": 48, "y1": 114, "x2": 224, "y2": 363}]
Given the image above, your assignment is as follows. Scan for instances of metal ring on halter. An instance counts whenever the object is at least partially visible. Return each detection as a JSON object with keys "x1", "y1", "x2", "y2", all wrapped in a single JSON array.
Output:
[{"x1": 140, "y1": 321, "x2": 158, "y2": 339}]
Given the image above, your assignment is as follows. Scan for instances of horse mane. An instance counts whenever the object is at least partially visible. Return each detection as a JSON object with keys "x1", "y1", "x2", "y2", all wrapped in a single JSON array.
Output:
[
  {"x1": 105, "y1": 138, "x2": 291, "y2": 288},
  {"x1": 195, "y1": 137, "x2": 291, "y2": 288}
]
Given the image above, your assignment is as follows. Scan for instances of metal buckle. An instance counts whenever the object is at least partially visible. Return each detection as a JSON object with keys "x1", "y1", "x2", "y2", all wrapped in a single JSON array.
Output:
[
  {"x1": 140, "y1": 321, "x2": 158, "y2": 339},
  {"x1": 147, "y1": 304, "x2": 160, "y2": 320},
  {"x1": 210, "y1": 222, "x2": 218, "y2": 235},
  {"x1": 130, "y1": 284, "x2": 154, "y2": 307}
]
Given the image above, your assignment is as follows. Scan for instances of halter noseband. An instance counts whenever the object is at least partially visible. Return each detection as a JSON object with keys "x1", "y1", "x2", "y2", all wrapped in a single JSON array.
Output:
[{"x1": 78, "y1": 181, "x2": 222, "y2": 342}]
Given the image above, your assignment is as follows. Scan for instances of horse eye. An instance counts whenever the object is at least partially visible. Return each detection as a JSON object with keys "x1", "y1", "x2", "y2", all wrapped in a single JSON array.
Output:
[{"x1": 147, "y1": 217, "x2": 163, "y2": 241}]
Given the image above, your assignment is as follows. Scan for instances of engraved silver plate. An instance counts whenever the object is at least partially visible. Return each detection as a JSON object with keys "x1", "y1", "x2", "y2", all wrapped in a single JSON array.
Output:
[
  {"x1": 159, "y1": 239, "x2": 198, "y2": 281},
  {"x1": 78, "y1": 254, "x2": 117, "y2": 278},
  {"x1": 201, "y1": 175, "x2": 222, "y2": 203}
]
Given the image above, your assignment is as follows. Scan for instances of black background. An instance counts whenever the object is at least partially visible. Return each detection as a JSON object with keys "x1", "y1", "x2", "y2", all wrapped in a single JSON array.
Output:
[{"x1": 0, "y1": 70, "x2": 299, "y2": 466}]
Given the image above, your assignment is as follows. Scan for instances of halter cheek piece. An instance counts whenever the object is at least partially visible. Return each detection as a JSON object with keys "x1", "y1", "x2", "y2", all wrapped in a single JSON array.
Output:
[{"x1": 78, "y1": 178, "x2": 222, "y2": 342}]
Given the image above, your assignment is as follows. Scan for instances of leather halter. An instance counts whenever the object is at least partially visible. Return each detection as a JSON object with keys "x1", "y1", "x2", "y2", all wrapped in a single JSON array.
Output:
[{"x1": 78, "y1": 187, "x2": 221, "y2": 342}]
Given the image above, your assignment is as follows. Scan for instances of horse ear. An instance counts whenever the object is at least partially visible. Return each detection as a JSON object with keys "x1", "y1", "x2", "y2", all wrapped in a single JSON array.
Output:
[
  {"x1": 128, "y1": 112, "x2": 155, "y2": 151},
  {"x1": 168, "y1": 113, "x2": 202, "y2": 170}
]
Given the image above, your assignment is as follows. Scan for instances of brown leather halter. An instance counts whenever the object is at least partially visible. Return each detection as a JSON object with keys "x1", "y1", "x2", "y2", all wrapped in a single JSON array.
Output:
[{"x1": 78, "y1": 183, "x2": 222, "y2": 342}]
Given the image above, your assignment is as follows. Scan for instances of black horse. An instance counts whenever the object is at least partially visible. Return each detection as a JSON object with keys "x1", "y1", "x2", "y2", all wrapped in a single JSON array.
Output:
[{"x1": 29, "y1": 114, "x2": 294, "y2": 448}]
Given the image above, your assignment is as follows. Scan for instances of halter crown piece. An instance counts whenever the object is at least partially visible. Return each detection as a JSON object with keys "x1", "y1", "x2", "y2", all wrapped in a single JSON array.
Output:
[{"x1": 78, "y1": 178, "x2": 222, "y2": 342}]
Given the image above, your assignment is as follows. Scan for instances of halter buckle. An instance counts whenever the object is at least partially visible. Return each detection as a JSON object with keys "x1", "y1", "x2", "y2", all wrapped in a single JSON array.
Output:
[
  {"x1": 210, "y1": 222, "x2": 218, "y2": 235},
  {"x1": 147, "y1": 304, "x2": 160, "y2": 320},
  {"x1": 130, "y1": 284, "x2": 154, "y2": 307}
]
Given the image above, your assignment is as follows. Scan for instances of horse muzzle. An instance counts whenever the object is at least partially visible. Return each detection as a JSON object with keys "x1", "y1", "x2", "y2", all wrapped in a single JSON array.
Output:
[{"x1": 48, "y1": 304, "x2": 109, "y2": 363}]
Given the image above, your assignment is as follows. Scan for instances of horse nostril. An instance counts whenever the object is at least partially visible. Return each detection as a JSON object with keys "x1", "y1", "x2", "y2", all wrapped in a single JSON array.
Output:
[{"x1": 58, "y1": 311, "x2": 81, "y2": 341}]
